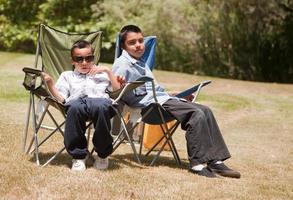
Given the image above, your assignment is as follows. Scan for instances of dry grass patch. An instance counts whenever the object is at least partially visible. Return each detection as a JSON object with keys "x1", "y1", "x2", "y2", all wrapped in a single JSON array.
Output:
[{"x1": 0, "y1": 52, "x2": 292, "y2": 200}]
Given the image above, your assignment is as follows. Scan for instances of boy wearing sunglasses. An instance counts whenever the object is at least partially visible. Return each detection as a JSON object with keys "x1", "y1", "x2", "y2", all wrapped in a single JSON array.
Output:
[
  {"x1": 112, "y1": 25, "x2": 241, "y2": 178},
  {"x1": 43, "y1": 40, "x2": 121, "y2": 171}
]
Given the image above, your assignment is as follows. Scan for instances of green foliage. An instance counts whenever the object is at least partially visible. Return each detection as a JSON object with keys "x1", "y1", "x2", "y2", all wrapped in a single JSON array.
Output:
[
  {"x1": 196, "y1": 0, "x2": 293, "y2": 82},
  {"x1": 0, "y1": 0, "x2": 45, "y2": 25},
  {"x1": 38, "y1": 0, "x2": 99, "y2": 32},
  {"x1": 0, "y1": 0, "x2": 292, "y2": 82},
  {"x1": 0, "y1": 0, "x2": 42, "y2": 52}
]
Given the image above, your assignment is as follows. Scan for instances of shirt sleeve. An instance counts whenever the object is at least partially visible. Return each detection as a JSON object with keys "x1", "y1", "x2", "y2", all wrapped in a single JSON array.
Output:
[
  {"x1": 55, "y1": 72, "x2": 70, "y2": 100},
  {"x1": 100, "y1": 72, "x2": 112, "y2": 92},
  {"x1": 112, "y1": 59, "x2": 131, "y2": 81}
]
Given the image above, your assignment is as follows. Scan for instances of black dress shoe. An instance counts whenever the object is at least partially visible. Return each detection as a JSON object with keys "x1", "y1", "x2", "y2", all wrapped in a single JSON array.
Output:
[
  {"x1": 189, "y1": 167, "x2": 217, "y2": 178},
  {"x1": 208, "y1": 162, "x2": 241, "y2": 178}
]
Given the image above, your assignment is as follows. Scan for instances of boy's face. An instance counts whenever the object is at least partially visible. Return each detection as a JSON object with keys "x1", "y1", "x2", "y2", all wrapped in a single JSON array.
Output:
[
  {"x1": 122, "y1": 32, "x2": 145, "y2": 59},
  {"x1": 71, "y1": 46, "x2": 94, "y2": 74}
]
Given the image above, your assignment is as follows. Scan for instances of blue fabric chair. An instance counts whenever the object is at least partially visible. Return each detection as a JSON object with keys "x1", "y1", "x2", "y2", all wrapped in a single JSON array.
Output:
[{"x1": 112, "y1": 34, "x2": 211, "y2": 166}]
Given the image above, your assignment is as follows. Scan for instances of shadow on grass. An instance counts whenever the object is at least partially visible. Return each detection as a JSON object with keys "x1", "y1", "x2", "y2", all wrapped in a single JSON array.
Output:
[
  {"x1": 27, "y1": 152, "x2": 125, "y2": 171},
  {"x1": 28, "y1": 152, "x2": 189, "y2": 170},
  {"x1": 111, "y1": 153, "x2": 189, "y2": 169},
  {"x1": 28, "y1": 152, "x2": 71, "y2": 168}
]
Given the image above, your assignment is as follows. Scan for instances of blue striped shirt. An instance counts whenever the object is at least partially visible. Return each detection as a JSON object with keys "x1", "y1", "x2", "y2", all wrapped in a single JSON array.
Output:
[{"x1": 112, "y1": 50, "x2": 175, "y2": 107}]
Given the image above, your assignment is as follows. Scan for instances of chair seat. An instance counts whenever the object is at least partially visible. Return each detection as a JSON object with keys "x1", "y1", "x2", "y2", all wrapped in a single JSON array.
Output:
[{"x1": 141, "y1": 103, "x2": 175, "y2": 125}]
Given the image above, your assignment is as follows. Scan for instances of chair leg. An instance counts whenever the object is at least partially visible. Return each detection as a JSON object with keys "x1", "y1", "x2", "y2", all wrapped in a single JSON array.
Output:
[
  {"x1": 161, "y1": 123, "x2": 181, "y2": 165},
  {"x1": 150, "y1": 128, "x2": 181, "y2": 166},
  {"x1": 114, "y1": 109, "x2": 141, "y2": 164},
  {"x1": 30, "y1": 121, "x2": 65, "y2": 154},
  {"x1": 31, "y1": 94, "x2": 40, "y2": 166},
  {"x1": 139, "y1": 122, "x2": 145, "y2": 155},
  {"x1": 121, "y1": 120, "x2": 141, "y2": 164},
  {"x1": 147, "y1": 107, "x2": 182, "y2": 166},
  {"x1": 26, "y1": 98, "x2": 48, "y2": 154},
  {"x1": 143, "y1": 122, "x2": 181, "y2": 166},
  {"x1": 23, "y1": 95, "x2": 32, "y2": 153},
  {"x1": 28, "y1": 108, "x2": 62, "y2": 153},
  {"x1": 112, "y1": 127, "x2": 127, "y2": 150},
  {"x1": 28, "y1": 103, "x2": 68, "y2": 167},
  {"x1": 42, "y1": 147, "x2": 66, "y2": 167}
]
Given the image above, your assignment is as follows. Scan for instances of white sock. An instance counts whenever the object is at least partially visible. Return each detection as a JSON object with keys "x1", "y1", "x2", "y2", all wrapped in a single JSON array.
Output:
[{"x1": 191, "y1": 164, "x2": 205, "y2": 171}]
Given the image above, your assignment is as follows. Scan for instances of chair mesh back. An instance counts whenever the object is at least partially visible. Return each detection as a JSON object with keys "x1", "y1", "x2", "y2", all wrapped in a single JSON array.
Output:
[{"x1": 39, "y1": 24, "x2": 102, "y2": 80}]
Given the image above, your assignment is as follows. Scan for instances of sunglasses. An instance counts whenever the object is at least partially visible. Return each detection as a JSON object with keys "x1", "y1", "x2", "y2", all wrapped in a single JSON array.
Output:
[{"x1": 72, "y1": 55, "x2": 94, "y2": 63}]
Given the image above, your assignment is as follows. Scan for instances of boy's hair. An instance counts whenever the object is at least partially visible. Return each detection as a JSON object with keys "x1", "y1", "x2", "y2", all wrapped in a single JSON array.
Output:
[
  {"x1": 71, "y1": 40, "x2": 93, "y2": 57},
  {"x1": 119, "y1": 25, "x2": 142, "y2": 46}
]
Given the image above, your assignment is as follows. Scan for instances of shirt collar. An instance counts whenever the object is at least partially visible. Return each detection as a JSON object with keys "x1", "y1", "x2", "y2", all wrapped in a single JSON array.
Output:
[
  {"x1": 73, "y1": 69, "x2": 87, "y2": 76},
  {"x1": 121, "y1": 50, "x2": 142, "y2": 65}
]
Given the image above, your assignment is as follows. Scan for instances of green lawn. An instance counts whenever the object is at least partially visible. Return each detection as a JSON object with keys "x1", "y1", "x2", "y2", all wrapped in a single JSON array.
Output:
[{"x1": 0, "y1": 51, "x2": 292, "y2": 200}]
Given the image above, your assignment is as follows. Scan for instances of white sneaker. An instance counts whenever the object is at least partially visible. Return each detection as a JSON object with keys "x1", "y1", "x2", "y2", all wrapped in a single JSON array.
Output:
[
  {"x1": 94, "y1": 155, "x2": 109, "y2": 170},
  {"x1": 71, "y1": 158, "x2": 86, "y2": 171}
]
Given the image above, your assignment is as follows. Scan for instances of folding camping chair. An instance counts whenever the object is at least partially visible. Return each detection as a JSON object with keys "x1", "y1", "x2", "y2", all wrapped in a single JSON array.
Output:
[
  {"x1": 112, "y1": 34, "x2": 211, "y2": 166},
  {"x1": 22, "y1": 24, "x2": 103, "y2": 166},
  {"x1": 22, "y1": 24, "x2": 146, "y2": 167},
  {"x1": 139, "y1": 80, "x2": 211, "y2": 166}
]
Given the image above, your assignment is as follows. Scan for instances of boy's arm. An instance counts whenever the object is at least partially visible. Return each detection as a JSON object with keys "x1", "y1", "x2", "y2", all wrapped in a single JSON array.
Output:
[
  {"x1": 42, "y1": 73, "x2": 65, "y2": 103},
  {"x1": 89, "y1": 65, "x2": 122, "y2": 91}
]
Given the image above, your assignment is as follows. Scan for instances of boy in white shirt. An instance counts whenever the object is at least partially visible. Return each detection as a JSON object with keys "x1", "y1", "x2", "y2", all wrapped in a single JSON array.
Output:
[{"x1": 44, "y1": 40, "x2": 122, "y2": 171}]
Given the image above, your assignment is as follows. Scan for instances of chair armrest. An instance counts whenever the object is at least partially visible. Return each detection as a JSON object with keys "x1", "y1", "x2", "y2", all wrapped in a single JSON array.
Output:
[
  {"x1": 108, "y1": 76, "x2": 153, "y2": 103},
  {"x1": 175, "y1": 80, "x2": 211, "y2": 100},
  {"x1": 23, "y1": 67, "x2": 43, "y2": 76},
  {"x1": 22, "y1": 67, "x2": 43, "y2": 91},
  {"x1": 45, "y1": 96, "x2": 66, "y2": 116},
  {"x1": 22, "y1": 67, "x2": 55, "y2": 100}
]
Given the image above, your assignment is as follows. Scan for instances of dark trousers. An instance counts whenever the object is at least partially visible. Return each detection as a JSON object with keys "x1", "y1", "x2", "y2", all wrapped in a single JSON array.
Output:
[
  {"x1": 162, "y1": 99, "x2": 231, "y2": 166},
  {"x1": 64, "y1": 97, "x2": 115, "y2": 159}
]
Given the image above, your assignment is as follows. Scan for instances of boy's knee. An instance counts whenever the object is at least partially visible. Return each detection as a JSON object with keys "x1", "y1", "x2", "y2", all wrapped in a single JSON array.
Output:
[
  {"x1": 94, "y1": 99, "x2": 112, "y2": 110},
  {"x1": 67, "y1": 103, "x2": 83, "y2": 115},
  {"x1": 190, "y1": 110, "x2": 206, "y2": 125}
]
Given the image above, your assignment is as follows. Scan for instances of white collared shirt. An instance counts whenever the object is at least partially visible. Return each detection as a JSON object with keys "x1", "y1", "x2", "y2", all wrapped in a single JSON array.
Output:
[{"x1": 55, "y1": 70, "x2": 111, "y2": 103}]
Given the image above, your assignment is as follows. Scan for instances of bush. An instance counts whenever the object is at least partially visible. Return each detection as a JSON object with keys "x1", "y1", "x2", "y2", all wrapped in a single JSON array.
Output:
[{"x1": 0, "y1": 0, "x2": 292, "y2": 83}]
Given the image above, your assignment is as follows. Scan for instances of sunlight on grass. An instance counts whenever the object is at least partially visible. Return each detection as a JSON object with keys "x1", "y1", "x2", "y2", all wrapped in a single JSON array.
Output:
[
  {"x1": 268, "y1": 96, "x2": 293, "y2": 117},
  {"x1": 0, "y1": 51, "x2": 292, "y2": 200},
  {"x1": 0, "y1": 72, "x2": 28, "y2": 102},
  {"x1": 0, "y1": 52, "x2": 29, "y2": 66},
  {"x1": 198, "y1": 94, "x2": 253, "y2": 111}
]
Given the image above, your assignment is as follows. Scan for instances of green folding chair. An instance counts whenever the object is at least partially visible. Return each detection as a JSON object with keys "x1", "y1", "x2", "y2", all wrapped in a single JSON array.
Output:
[
  {"x1": 22, "y1": 24, "x2": 147, "y2": 166},
  {"x1": 22, "y1": 24, "x2": 102, "y2": 167}
]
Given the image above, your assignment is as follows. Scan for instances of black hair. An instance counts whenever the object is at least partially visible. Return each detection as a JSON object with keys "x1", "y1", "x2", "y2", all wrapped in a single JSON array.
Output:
[
  {"x1": 70, "y1": 40, "x2": 93, "y2": 57},
  {"x1": 119, "y1": 25, "x2": 142, "y2": 47}
]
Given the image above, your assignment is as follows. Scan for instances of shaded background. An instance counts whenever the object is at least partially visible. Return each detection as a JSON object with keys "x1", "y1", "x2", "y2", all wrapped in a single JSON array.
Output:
[{"x1": 0, "y1": 0, "x2": 292, "y2": 83}]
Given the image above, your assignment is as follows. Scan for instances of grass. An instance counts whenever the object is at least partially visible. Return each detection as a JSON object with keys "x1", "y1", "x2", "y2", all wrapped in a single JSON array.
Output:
[
  {"x1": 199, "y1": 94, "x2": 253, "y2": 111},
  {"x1": 0, "y1": 51, "x2": 293, "y2": 200}
]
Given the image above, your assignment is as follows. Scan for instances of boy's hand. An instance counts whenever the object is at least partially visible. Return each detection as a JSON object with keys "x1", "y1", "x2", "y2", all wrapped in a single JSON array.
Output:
[
  {"x1": 169, "y1": 91, "x2": 194, "y2": 102},
  {"x1": 183, "y1": 94, "x2": 195, "y2": 102},
  {"x1": 116, "y1": 75, "x2": 126, "y2": 87},
  {"x1": 42, "y1": 72, "x2": 54, "y2": 86},
  {"x1": 89, "y1": 65, "x2": 110, "y2": 75}
]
